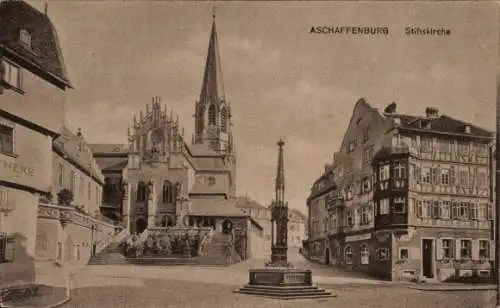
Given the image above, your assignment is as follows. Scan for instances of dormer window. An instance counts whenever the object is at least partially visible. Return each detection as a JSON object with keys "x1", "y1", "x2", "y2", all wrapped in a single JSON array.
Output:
[
  {"x1": 19, "y1": 29, "x2": 32, "y2": 49},
  {"x1": 464, "y1": 125, "x2": 471, "y2": 134}
]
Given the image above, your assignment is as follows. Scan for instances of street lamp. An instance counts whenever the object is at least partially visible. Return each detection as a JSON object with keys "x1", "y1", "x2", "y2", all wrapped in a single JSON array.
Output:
[{"x1": 90, "y1": 224, "x2": 96, "y2": 257}]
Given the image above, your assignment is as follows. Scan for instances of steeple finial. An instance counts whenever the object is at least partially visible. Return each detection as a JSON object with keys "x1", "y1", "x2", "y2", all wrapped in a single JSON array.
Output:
[
  {"x1": 44, "y1": 0, "x2": 48, "y2": 15},
  {"x1": 212, "y1": 2, "x2": 216, "y2": 20}
]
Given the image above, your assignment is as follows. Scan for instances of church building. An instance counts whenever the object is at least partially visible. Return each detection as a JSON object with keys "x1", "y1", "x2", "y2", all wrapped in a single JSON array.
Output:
[{"x1": 92, "y1": 17, "x2": 264, "y2": 258}]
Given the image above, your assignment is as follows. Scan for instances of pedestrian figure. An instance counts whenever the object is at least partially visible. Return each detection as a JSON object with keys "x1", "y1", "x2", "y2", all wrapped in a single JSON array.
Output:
[{"x1": 225, "y1": 235, "x2": 232, "y2": 264}]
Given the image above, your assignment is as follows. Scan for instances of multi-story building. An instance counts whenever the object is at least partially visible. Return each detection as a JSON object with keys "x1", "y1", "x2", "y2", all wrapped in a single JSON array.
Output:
[
  {"x1": 326, "y1": 99, "x2": 494, "y2": 282},
  {"x1": 0, "y1": 0, "x2": 71, "y2": 283},
  {"x1": 237, "y1": 196, "x2": 271, "y2": 260},
  {"x1": 36, "y1": 126, "x2": 117, "y2": 265},
  {"x1": 287, "y1": 208, "x2": 307, "y2": 249},
  {"x1": 306, "y1": 165, "x2": 336, "y2": 263},
  {"x1": 238, "y1": 196, "x2": 308, "y2": 260},
  {"x1": 52, "y1": 127, "x2": 104, "y2": 215}
]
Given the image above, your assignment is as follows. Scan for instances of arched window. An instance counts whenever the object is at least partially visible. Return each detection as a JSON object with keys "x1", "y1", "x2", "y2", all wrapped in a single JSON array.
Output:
[
  {"x1": 137, "y1": 181, "x2": 147, "y2": 202},
  {"x1": 360, "y1": 244, "x2": 369, "y2": 265},
  {"x1": 162, "y1": 181, "x2": 173, "y2": 203},
  {"x1": 208, "y1": 104, "x2": 216, "y2": 126},
  {"x1": 344, "y1": 246, "x2": 353, "y2": 265},
  {"x1": 221, "y1": 107, "x2": 228, "y2": 132}
]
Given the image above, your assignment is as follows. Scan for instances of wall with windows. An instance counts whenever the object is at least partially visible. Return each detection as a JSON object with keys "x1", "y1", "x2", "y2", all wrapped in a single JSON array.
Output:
[
  {"x1": 391, "y1": 228, "x2": 492, "y2": 282},
  {"x1": 52, "y1": 152, "x2": 103, "y2": 216},
  {"x1": 1, "y1": 56, "x2": 65, "y2": 135}
]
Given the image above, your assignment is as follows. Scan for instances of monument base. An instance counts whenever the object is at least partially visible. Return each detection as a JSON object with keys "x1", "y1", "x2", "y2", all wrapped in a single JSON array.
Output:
[{"x1": 233, "y1": 267, "x2": 335, "y2": 300}]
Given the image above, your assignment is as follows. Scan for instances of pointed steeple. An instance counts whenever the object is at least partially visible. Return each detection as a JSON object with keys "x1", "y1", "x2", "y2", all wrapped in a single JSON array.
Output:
[
  {"x1": 199, "y1": 15, "x2": 225, "y2": 104},
  {"x1": 275, "y1": 139, "x2": 285, "y2": 206}
]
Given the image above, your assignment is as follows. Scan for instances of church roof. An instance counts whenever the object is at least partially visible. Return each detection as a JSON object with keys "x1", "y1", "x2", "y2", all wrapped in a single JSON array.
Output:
[
  {"x1": 189, "y1": 198, "x2": 242, "y2": 216},
  {"x1": 235, "y1": 196, "x2": 266, "y2": 209},
  {"x1": 186, "y1": 143, "x2": 221, "y2": 157},
  {"x1": 53, "y1": 127, "x2": 104, "y2": 183},
  {"x1": 189, "y1": 178, "x2": 228, "y2": 196},
  {"x1": 199, "y1": 19, "x2": 225, "y2": 103},
  {"x1": 0, "y1": 0, "x2": 71, "y2": 87},
  {"x1": 89, "y1": 143, "x2": 129, "y2": 155}
]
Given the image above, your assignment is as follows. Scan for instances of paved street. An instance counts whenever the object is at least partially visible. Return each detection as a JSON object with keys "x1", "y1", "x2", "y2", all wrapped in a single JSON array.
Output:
[{"x1": 53, "y1": 251, "x2": 496, "y2": 308}]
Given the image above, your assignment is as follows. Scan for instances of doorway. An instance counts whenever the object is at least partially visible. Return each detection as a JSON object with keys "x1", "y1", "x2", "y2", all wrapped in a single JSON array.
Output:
[
  {"x1": 325, "y1": 248, "x2": 330, "y2": 265},
  {"x1": 136, "y1": 218, "x2": 148, "y2": 234},
  {"x1": 422, "y1": 239, "x2": 434, "y2": 278},
  {"x1": 222, "y1": 219, "x2": 233, "y2": 234}
]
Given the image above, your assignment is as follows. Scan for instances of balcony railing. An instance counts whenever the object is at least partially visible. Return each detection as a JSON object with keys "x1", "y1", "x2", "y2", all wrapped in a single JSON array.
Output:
[
  {"x1": 37, "y1": 203, "x2": 117, "y2": 230},
  {"x1": 327, "y1": 197, "x2": 345, "y2": 209}
]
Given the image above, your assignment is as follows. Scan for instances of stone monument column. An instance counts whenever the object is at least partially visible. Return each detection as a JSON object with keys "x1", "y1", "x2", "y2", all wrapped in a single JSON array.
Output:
[
  {"x1": 122, "y1": 181, "x2": 132, "y2": 232},
  {"x1": 147, "y1": 181, "x2": 157, "y2": 228}
]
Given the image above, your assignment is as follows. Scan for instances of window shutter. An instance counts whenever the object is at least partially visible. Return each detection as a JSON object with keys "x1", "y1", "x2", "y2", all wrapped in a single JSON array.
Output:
[
  {"x1": 487, "y1": 204, "x2": 493, "y2": 220},
  {"x1": 436, "y1": 239, "x2": 443, "y2": 260},
  {"x1": 451, "y1": 201, "x2": 458, "y2": 219},
  {"x1": 472, "y1": 240, "x2": 479, "y2": 260},
  {"x1": 455, "y1": 239, "x2": 461, "y2": 259},
  {"x1": 450, "y1": 166, "x2": 456, "y2": 185}
]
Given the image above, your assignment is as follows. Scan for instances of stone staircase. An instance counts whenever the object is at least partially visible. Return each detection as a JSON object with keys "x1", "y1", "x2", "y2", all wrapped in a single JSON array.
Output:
[
  {"x1": 87, "y1": 231, "x2": 243, "y2": 267},
  {"x1": 234, "y1": 284, "x2": 335, "y2": 300},
  {"x1": 197, "y1": 232, "x2": 242, "y2": 266},
  {"x1": 87, "y1": 229, "x2": 129, "y2": 266},
  {"x1": 87, "y1": 240, "x2": 127, "y2": 265}
]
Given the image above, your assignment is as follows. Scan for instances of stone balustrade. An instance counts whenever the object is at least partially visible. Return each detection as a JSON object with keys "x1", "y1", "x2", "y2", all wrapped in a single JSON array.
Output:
[{"x1": 37, "y1": 203, "x2": 117, "y2": 230}]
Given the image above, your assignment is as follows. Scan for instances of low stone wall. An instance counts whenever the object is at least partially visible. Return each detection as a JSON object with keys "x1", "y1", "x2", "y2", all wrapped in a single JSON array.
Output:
[{"x1": 35, "y1": 203, "x2": 118, "y2": 265}]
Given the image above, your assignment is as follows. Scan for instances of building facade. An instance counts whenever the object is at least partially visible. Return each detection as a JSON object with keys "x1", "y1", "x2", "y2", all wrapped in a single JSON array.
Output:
[
  {"x1": 324, "y1": 99, "x2": 494, "y2": 282},
  {"x1": 288, "y1": 208, "x2": 307, "y2": 249},
  {"x1": 36, "y1": 127, "x2": 117, "y2": 265},
  {"x1": 0, "y1": 0, "x2": 71, "y2": 283},
  {"x1": 92, "y1": 17, "x2": 263, "y2": 261},
  {"x1": 237, "y1": 196, "x2": 271, "y2": 260},
  {"x1": 306, "y1": 165, "x2": 336, "y2": 263}
]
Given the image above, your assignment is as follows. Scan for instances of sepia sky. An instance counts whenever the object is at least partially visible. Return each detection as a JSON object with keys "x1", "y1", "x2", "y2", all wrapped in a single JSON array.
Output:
[{"x1": 28, "y1": 1, "x2": 498, "y2": 214}]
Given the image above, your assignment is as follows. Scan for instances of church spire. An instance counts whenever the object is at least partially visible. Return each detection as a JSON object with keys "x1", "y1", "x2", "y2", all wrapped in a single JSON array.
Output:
[
  {"x1": 275, "y1": 139, "x2": 285, "y2": 206},
  {"x1": 199, "y1": 14, "x2": 225, "y2": 104}
]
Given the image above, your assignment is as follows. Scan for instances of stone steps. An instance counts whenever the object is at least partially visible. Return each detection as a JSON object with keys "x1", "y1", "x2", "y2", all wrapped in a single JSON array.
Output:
[{"x1": 234, "y1": 284, "x2": 335, "y2": 300}]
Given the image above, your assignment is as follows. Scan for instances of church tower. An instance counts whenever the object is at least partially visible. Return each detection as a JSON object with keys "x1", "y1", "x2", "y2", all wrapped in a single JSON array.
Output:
[{"x1": 193, "y1": 14, "x2": 234, "y2": 155}]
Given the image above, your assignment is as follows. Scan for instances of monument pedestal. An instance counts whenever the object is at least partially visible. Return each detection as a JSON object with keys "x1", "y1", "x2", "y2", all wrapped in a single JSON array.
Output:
[{"x1": 234, "y1": 265, "x2": 335, "y2": 300}]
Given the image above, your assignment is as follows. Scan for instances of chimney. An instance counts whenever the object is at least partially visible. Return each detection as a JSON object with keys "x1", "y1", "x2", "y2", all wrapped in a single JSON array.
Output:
[
  {"x1": 76, "y1": 128, "x2": 82, "y2": 137},
  {"x1": 425, "y1": 107, "x2": 439, "y2": 119}
]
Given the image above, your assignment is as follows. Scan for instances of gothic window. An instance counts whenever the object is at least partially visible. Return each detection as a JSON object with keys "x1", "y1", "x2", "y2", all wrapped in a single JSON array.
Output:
[
  {"x1": 137, "y1": 181, "x2": 147, "y2": 202},
  {"x1": 162, "y1": 181, "x2": 173, "y2": 203},
  {"x1": 208, "y1": 104, "x2": 216, "y2": 126},
  {"x1": 221, "y1": 107, "x2": 228, "y2": 133}
]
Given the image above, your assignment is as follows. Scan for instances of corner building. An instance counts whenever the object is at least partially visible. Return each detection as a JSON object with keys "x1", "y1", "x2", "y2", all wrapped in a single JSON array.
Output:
[
  {"x1": 327, "y1": 99, "x2": 494, "y2": 282},
  {"x1": 0, "y1": 0, "x2": 71, "y2": 282}
]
